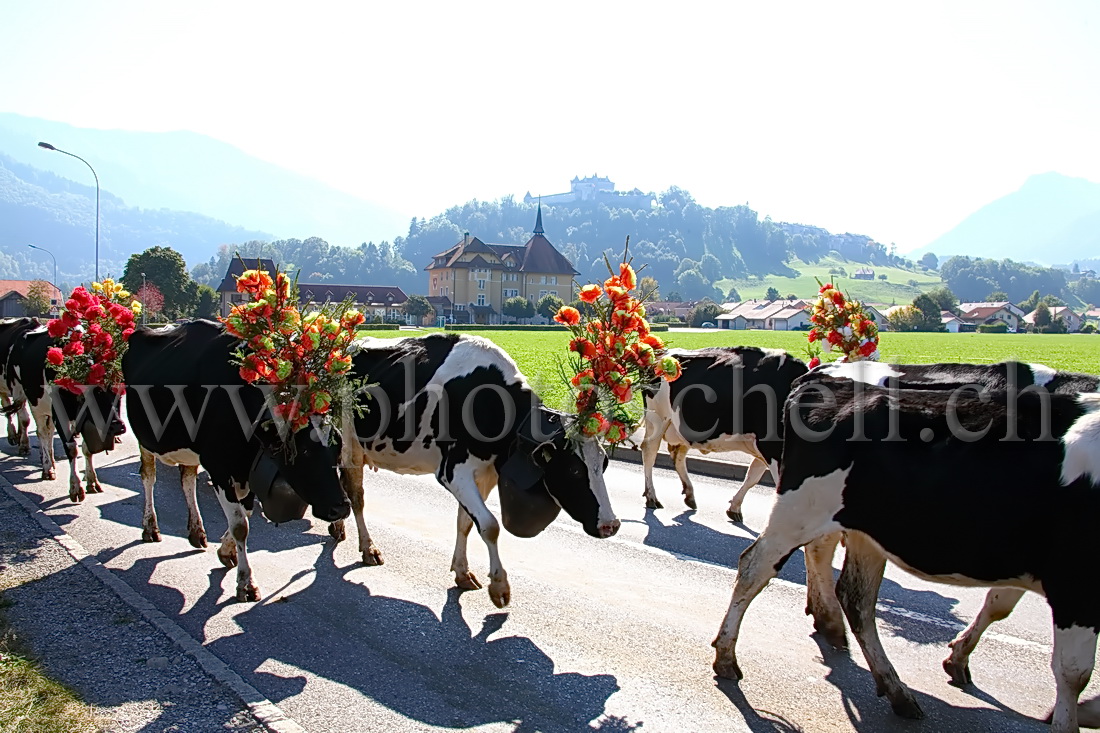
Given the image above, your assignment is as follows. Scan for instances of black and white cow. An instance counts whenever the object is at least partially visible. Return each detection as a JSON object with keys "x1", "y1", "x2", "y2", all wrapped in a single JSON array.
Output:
[
  {"x1": 338, "y1": 333, "x2": 618, "y2": 608},
  {"x1": 639, "y1": 346, "x2": 807, "y2": 520},
  {"x1": 122, "y1": 320, "x2": 351, "y2": 601},
  {"x1": 712, "y1": 376, "x2": 1100, "y2": 732},
  {"x1": 3, "y1": 326, "x2": 125, "y2": 501},
  {"x1": 799, "y1": 361, "x2": 1099, "y2": 662},
  {"x1": 0, "y1": 317, "x2": 40, "y2": 455}
]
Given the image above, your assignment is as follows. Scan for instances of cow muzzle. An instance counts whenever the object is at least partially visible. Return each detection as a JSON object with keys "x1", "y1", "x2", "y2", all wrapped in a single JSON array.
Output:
[
  {"x1": 598, "y1": 519, "x2": 621, "y2": 538},
  {"x1": 311, "y1": 497, "x2": 351, "y2": 523}
]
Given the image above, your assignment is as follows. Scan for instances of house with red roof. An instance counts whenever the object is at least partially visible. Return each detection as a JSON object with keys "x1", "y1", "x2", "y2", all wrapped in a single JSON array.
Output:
[{"x1": 0, "y1": 279, "x2": 63, "y2": 317}]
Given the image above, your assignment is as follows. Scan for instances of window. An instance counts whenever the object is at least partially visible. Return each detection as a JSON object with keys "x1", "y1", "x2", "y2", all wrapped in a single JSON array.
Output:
[
  {"x1": 455, "y1": 304, "x2": 465, "y2": 311},
  {"x1": 503, "y1": 288, "x2": 519, "y2": 298},
  {"x1": 478, "y1": 279, "x2": 486, "y2": 290},
  {"x1": 541, "y1": 276, "x2": 547, "y2": 284},
  {"x1": 550, "y1": 276, "x2": 557, "y2": 285},
  {"x1": 539, "y1": 290, "x2": 550, "y2": 299},
  {"x1": 477, "y1": 295, "x2": 486, "y2": 306}
]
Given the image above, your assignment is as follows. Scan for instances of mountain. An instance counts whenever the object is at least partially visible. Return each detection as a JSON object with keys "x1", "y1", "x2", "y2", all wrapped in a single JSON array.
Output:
[
  {"x1": 915, "y1": 172, "x2": 1100, "y2": 265},
  {"x1": 0, "y1": 154, "x2": 271, "y2": 285},
  {"x1": 0, "y1": 113, "x2": 409, "y2": 249}
]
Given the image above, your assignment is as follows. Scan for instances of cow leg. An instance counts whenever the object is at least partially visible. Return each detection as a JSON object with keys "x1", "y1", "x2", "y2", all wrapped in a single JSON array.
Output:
[
  {"x1": 31, "y1": 405, "x2": 56, "y2": 481},
  {"x1": 3, "y1": 396, "x2": 14, "y2": 445},
  {"x1": 214, "y1": 489, "x2": 259, "y2": 602},
  {"x1": 836, "y1": 531, "x2": 922, "y2": 719},
  {"x1": 943, "y1": 587, "x2": 1025, "y2": 685},
  {"x1": 139, "y1": 448, "x2": 161, "y2": 542},
  {"x1": 15, "y1": 401, "x2": 31, "y2": 456},
  {"x1": 1074, "y1": 695, "x2": 1100, "y2": 729},
  {"x1": 61, "y1": 431, "x2": 83, "y2": 503},
  {"x1": 640, "y1": 415, "x2": 668, "y2": 509},
  {"x1": 1050, "y1": 623, "x2": 1097, "y2": 733},
  {"x1": 804, "y1": 532, "x2": 848, "y2": 649},
  {"x1": 82, "y1": 441, "x2": 103, "y2": 494},
  {"x1": 669, "y1": 444, "x2": 697, "y2": 510},
  {"x1": 727, "y1": 457, "x2": 768, "y2": 523},
  {"x1": 179, "y1": 465, "x2": 207, "y2": 548},
  {"x1": 338, "y1": 459, "x2": 383, "y2": 565},
  {"x1": 445, "y1": 465, "x2": 509, "y2": 608}
]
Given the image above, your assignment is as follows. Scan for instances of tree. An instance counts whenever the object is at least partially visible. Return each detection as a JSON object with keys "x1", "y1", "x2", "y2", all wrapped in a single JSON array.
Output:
[
  {"x1": 193, "y1": 284, "x2": 218, "y2": 319},
  {"x1": 403, "y1": 293, "x2": 434, "y2": 324},
  {"x1": 725, "y1": 287, "x2": 741, "y2": 302},
  {"x1": 1033, "y1": 301, "x2": 1052, "y2": 329},
  {"x1": 676, "y1": 269, "x2": 712, "y2": 300},
  {"x1": 700, "y1": 253, "x2": 723, "y2": 283},
  {"x1": 23, "y1": 279, "x2": 53, "y2": 316},
  {"x1": 122, "y1": 246, "x2": 198, "y2": 319},
  {"x1": 666, "y1": 291, "x2": 682, "y2": 302},
  {"x1": 925, "y1": 286, "x2": 958, "y2": 313},
  {"x1": 919, "y1": 252, "x2": 939, "y2": 270},
  {"x1": 638, "y1": 276, "x2": 660, "y2": 301},
  {"x1": 986, "y1": 291, "x2": 1009, "y2": 301},
  {"x1": 886, "y1": 305, "x2": 921, "y2": 332},
  {"x1": 503, "y1": 295, "x2": 534, "y2": 322},
  {"x1": 878, "y1": 274, "x2": 887, "y2": 281},
  {"x1": 1018, "y1": 289, "x2": 1042, "y2": 313},
  {"x1": 135, "y1": 283, "x2": 165, "y2": 322},
  {"x1": 688, "y1": 299, "x2": 723, "y2": 327},
  {"x1": 536, "y1": 293, "x2": 565, "y2": 321},
  {"x1": 912, "y1": 294, "x2": 945, "y2": 331},
  {"x1": 765, "y1": 286, "x2": 780, "y2": 301}
]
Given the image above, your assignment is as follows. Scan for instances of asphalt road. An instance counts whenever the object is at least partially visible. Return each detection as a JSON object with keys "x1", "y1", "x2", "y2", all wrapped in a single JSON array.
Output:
[{"x1": 1, "y1": 429, "x2": 1093, "y2": 733}]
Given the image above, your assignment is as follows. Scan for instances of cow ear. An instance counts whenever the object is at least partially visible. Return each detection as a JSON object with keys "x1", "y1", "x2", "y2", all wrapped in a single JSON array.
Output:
[{"x1": 539, "y1": 446, "x2": 554, "y2": 464}]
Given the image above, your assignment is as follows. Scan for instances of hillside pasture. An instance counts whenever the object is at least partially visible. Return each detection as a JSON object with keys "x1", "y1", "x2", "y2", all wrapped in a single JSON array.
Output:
[{"x1": 357, "y1": 328, "x2": 1098, "y2": 411}]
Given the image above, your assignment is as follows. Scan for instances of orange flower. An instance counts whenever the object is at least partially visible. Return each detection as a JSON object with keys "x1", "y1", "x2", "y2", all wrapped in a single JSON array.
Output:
[
  {"x1": 554, "y1": 306, "x2": 581, "y2": 326},
  {"x1": 569, "y1": 337, "x2": 598, "y2": 359},
  {"x1": 236, "y1": 269, "x2": 274, "y2": 294},
  {"x1": 579, "y1": 284, "x2": 602, "y2": 303},
  {"x1": 619, "y1": 263, "x2": 637, "y2": 290}
]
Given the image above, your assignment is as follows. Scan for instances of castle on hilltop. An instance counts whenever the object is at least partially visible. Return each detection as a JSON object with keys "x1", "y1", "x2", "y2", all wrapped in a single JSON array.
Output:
[{"x1": 524, "y1": 174, "x2": 654, "y2": 209}]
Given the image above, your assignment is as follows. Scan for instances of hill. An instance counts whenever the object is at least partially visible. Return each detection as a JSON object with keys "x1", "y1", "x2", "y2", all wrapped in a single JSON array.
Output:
[
  {"x1": 915, "y1": 172, "x2": 1100, "y2": 265},
  {"x1": 0, "y1": 113, "x2": 409, "y2": 249}
]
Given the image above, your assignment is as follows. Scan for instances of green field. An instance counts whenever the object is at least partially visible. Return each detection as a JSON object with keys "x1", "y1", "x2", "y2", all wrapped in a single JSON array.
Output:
[
  {"x1": 715, "y1": 255, "x2": 943, "y2": 305},
  {"x1": 359, "y1": 328, "x2": 1099, "y2": 411}
]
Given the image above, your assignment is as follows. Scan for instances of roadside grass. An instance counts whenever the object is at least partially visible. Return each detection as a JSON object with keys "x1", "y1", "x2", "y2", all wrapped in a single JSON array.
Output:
[
  {"x1": 0, "y1": 594, "x2": 100, "y2": 733},
  {"x1": 355, "y1": 328, "x2": 1099, "y2": 410},
  {"x1": 715, "y1": 255, "x2": 943, "y2": 305}
]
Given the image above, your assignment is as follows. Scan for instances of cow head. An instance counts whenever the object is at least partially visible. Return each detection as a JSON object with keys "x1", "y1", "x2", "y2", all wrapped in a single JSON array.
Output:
[
  {"x1": 55, "y1": 386, "x2": 126, "y2": 455},
  {"x1": 255, "y1": 425, "x2": 350, "y2": 523},
  {"x1": 498, "y1": 407, "x2": 618, "y2": 539}
]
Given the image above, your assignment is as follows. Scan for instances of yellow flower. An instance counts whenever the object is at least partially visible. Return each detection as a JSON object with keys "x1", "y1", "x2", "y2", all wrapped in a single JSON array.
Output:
[
  {"x1": 132, "y1": 301, "x2": 143, "y2": 315},
  {"x1": 118, "y1": 290, "x2": 130, "y2": 299},
  {"x1": 92, "y1": 282, "x2": 103, "y2": 292}
]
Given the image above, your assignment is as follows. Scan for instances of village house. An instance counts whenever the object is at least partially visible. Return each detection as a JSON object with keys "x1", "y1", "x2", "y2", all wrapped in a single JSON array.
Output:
[
  {"x1": 941, "y1": 311, "x2": 965, "y2": 333},
  {"x1": 1023, "y1": 306, "x2": 1083, "y2": 332},
  {"x1": 958, "y1": 301, "x2": 1023, "y2": 332},
  {"x1": 424, "y1": 207, "x2": 578, "y2": 324},
  {"x1": 0, "y1": 279, "x2": 63, "y2": 317},
  {"x1": 717, "y1": 299, "x2": 810, "y2": 330},
  {"x1": 647, "y1": 301, "x2": 698, "y2": 322}
]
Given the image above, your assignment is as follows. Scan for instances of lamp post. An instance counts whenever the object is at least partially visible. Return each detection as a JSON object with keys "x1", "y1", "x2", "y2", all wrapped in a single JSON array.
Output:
[
  {"x1": 27, "y1": 244, "x2": 57, "y2": 286},
  {"x1": 37, "y1": 142, "x2": 99, "y2": 281},
  {"x1": 141, "y1": 272, "x2": 147, "y2": 326}
]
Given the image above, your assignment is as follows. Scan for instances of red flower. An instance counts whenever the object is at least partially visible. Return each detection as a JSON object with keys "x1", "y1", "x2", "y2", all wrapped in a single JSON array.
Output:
[
  {"x1": 54, "y1": 377, "x2": 80, "y2": 395},
  {"x1": 88, "y1": 363, "x2": 107, "y2": 385},
  {"x1": 554, "y1": 306, "x2": 581, "y2": 326},
  {"x1": 62, "y1": 341, "x2": 84, "y2": 356},
  {"x1": 47, "y1": 319, "x2": 67, "y2": 338},
  {"x1": 808, "y1": 330, "x2": 819, "y2": 342},
  {"x1": 859, "y1": 340, "x2": 877, "y2": 357},
  {"x1": 808, "y1": 356, "x2": 821, "y2": 369},
  {"x1": 832, "y1": 292, "x2": 844, "y2": 306},
  {"x1": 236, "y1": 270, "x2": 274, "y2": 294},
  {"x1": 619, "y1": 263, "x2": 637, "y2": 290},
  {"x1": 820, "y1": 283, "x2": 834, "y2": 293},
  {"x1": 46, "y1": 347, "x2": 64, "y2": 366},
  {"x1": 826, "y1": 330, "x2": 843, "y2": 345},
  {"x1": 122, "y1": 328, "x2": 135, "y2": 342},
  {"x1": 579, "y1": 284, "x2": 601, "y2": 303},
  {"x1": 84, "y1": 304, "x2": 107, "y2": 321},
  {"x1": 569, "y1": 337, "x2": 598, "y2": 359}
]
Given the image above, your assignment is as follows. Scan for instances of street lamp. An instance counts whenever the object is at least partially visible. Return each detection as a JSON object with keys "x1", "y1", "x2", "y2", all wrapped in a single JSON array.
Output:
[
  {"x1": 27, "y1": 244, "x2": 57, "y2": 286},
  {"x1": 141, "y1": 272, "x2": 147, "y2": 326},
  {"x1": 37, "y1": 142, "x2": 99, "y2": 281}
]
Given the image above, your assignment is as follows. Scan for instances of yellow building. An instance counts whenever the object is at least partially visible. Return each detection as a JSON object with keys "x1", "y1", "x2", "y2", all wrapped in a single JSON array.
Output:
[{"x1": 424, "y1": 207, "x2": 578, "y2": 324}]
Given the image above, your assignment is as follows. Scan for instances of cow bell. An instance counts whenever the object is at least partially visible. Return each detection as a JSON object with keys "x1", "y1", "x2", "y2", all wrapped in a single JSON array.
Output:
[
  {"x1": 78, "y1": 416, "x2": 125, "y2": 455},
  {"x1": 249, "y1": 450, "x2": 308, "y2": 524},
  {"x1": 497, "y1": 450, "x2": 561, "y2": 538}
]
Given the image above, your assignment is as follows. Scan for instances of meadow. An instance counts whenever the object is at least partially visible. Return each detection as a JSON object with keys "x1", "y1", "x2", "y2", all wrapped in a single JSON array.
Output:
[{"x1": 358, "y1": 328, "x2": 1100, "y2": 411}]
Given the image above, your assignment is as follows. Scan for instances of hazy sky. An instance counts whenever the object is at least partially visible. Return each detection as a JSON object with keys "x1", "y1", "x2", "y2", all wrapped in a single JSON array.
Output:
[{"x1": 3, "y1": 1, "x2": 1098, "y2": 251}]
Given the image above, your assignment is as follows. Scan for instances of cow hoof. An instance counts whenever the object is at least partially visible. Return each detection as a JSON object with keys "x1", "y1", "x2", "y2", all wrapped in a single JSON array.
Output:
[
  {"x1": 814, "y1": 622, "x2": 848, "y2": 650},
  {"x1": 218, "y1": 548, "x2": 238, "y2": 568},
  {"x1": 455, "y1": 572, "x2": 482, "y2": 591},
  {"x1": 236, "y1": 585, "x2": 261, "y2": 602},
  {"x1": 889, "y1": 695, "x2": 924, "y2": 720},
  {"x1": 712, "y1": 655, "x2": 743, "y2": 681},
  {"x1": 726, "y1": 508, "x2": 744, "y2": 523},
  {"x1": 644, "y1": 497, "x2": 663, "y2": 510},
  {"x1": 942, "y1": 657, "x2": 972, "y2": 686},
  {"x1": 44, "y1": 469, "x2": 55, "y2": 480},
  {"x1": 683, "y1": 495, "x2": 698, "y2": 510},
  {"x1": 88, "y1": 481, "x2": 104, "y2": 494},
  {"x1": 141, "y1": 528, "x2": 162, "y2": 543},
  {"x1": 488, "y1": 580, "x2": 511, "y2": 608},
  {"x1": 328, "y1": 521, "x2": 346, "y2": 543},
  {"x1": 188, "y1": 529, "x2": 208, "y2": 549},
  {"x1": 362, "y1": 546, "x2": 384, "y2": 566},
  {"x1": 17, "y1": 445, "x2": 29, "y2": 457},
  {"x1": 69, "y1": 488, "x2": 85, "y2": 503}
]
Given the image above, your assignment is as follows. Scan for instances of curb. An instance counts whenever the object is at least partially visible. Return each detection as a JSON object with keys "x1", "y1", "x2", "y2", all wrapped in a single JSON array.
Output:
[
  {"x1": 0, "y1": 474, "x2": 307, "y2": 733},
  {"x1": 609, "y1": 448, "x2": 777, "y2": 487}
]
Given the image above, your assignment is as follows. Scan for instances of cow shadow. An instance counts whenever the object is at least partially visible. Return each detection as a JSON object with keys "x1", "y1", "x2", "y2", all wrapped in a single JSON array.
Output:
[{"x1": 167, "y1": 544, "x2": 630, "y2": 733}]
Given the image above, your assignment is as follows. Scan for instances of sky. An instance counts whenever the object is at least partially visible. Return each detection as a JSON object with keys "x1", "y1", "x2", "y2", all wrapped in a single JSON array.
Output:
[{"x1": 3, "y1": 1, "x2": 1098, "y2": 252}]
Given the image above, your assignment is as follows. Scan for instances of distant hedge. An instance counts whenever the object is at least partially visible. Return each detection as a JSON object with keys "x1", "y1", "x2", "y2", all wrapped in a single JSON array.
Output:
[
  {"x1": 357, "y1": 323, "x2": 406, "y2": 331},
  {"x1": 977, "y1": 321, "x2": 1009, "y2": 333},
  {"x1": 444, "y1": 323, "x2": 669, "y2": 332}
]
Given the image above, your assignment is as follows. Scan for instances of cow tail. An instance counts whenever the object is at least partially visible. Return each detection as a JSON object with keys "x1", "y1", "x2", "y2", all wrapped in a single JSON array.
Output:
[{"x1": 0, "y1": 398, "x2": 26, "y2": 417}]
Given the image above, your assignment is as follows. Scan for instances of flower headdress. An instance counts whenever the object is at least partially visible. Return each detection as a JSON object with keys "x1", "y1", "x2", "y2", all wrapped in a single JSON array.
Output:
[
  {"x1": 222, "y1": 263, "x2": 365, "y2": 435},
  {"x1": 805, "y1": 278, "x2": 880, "y2": 368},
  {"x1": 46, "y1": 278, "x2": 140, "y2": 395},
  {"x1": 554, "y1": 240, "x2": 681, "y2": 445}
]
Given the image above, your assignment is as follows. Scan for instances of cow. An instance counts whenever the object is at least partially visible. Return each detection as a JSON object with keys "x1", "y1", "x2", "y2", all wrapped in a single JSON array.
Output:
[
  {"x1": 122, "y1": 320, "x2": 351, "y2": 602},
  {"x1": 0, "y1": 317, "x2": 40, "y2": 455},
  {"x1": 798, "y1": 361, "x2": 1099, "y2": 659},
  {"x1": 3, "y1": 326, "x2": 125, "y2": 501},
  {"x1": 712, "y1": 375, "x2": 1100, "y2": 732},
  {"x1": 638, "y1": 346, "x2": 807, "y2": 521},
  {"x1": 337, "y1": 333, "x2": 618, "y2": 609}
]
